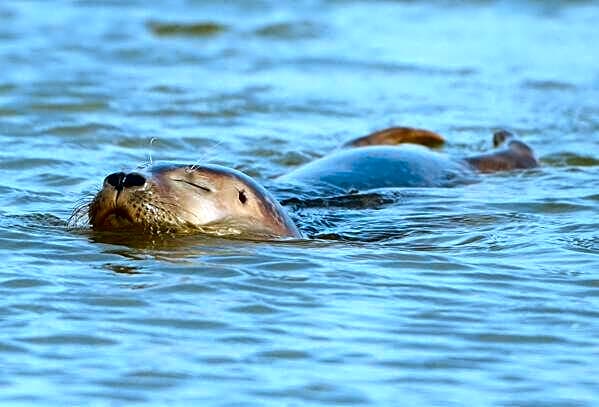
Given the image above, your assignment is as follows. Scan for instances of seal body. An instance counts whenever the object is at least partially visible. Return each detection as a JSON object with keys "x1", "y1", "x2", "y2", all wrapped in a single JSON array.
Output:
[{"x1": 277, "y1": 145, "x2": 472, "y2": 194}]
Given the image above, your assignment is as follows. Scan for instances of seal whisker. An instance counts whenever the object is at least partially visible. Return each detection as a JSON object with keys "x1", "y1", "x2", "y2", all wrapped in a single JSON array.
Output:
[
  {"x1": 72, "y1": 190, "x2": 97, "y2": 207},
  {"x1": 136, "y1": 137, "x2": 158, "y2": 170},
  {"x1": 67, "y1": 201, "x2": 92, "y2": 229},
  {"x1": 189, "y1": 138, "x2": 228, "y2": 170},
  {"x1": 68, "y1": 188, "x2": 100, "y2": 229}
]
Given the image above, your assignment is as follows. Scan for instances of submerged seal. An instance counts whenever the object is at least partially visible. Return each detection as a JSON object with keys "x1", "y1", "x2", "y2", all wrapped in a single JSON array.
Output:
[{"x1": 73, "y1": 127, "x2": 538, "y2": 239}]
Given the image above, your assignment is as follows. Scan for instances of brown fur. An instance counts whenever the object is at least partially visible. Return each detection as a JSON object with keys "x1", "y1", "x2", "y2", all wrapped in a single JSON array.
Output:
[
  {"x1": 344, "y1": 126, "x2": 445, "y2": 148},
  {"x1": 464, "y1": 131, "x2": 538, "y2": 173}
]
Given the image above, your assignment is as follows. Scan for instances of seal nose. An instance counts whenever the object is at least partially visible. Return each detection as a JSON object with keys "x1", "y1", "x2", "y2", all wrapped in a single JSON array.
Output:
[
  {"x1": 105, "y1": 172, "x2": 126, "y2": 190},
  {"x1": 123, "y1": 173, "x2": 146, "y2": 188},
  {"x1": 104, "y1": 172, "x2": 146, "y2": 191}
]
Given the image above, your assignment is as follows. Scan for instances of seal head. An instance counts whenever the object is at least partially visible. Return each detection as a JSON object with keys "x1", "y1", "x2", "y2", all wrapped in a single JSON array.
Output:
[{"x1": 87, "y1": 164, "x2": 301, "y2": 239}]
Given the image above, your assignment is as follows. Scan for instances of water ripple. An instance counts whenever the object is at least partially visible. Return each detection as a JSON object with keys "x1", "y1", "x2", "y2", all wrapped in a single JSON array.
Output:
[
  {"x1": 147, "y1": 21, "x2": 228, "y2": 37},
  {"x1": 1, "y1": 0, "x2": 599, "y2": 406},
  {"x1": 18, "y1": 334, "x2": 117, "y2": 346}
]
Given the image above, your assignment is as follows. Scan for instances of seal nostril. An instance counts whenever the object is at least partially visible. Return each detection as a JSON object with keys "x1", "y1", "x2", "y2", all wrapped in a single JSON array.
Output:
[
  {"x1": 123, "y1": 173, "x2": 146, "y2": 188},
  {"x1": 105, "y1": 172, "x2": 126, "y2": 189}
]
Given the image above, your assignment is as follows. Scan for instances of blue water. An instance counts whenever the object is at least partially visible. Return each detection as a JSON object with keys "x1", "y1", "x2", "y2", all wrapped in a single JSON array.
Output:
[{"x1": 1, "y1": 1, "x2": 598, "y2": 405}]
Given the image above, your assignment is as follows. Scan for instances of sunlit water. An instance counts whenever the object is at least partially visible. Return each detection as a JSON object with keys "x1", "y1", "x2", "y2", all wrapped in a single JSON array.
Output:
[{"x1": 1, "y1": 1, "x2": 598, "y2": 405}]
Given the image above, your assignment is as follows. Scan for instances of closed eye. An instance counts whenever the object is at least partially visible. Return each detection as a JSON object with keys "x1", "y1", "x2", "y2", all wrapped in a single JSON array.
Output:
[{"x1": 172, "y1": 179, "x2": 212, "y2": 192}]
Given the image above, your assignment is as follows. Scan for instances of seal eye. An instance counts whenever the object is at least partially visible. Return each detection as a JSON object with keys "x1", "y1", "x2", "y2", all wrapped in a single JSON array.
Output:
[
  {"x1": 238, "y1": 190, "x2": 247, "y2": 204},
  {"x1": 173, "y1": 179, "x2": 211, "y2": 192}
]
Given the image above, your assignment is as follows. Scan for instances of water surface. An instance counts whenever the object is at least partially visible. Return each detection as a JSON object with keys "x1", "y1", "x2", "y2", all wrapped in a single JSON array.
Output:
[{"x1": 1, "y1": 0, "x2": 598, "y2": 405}]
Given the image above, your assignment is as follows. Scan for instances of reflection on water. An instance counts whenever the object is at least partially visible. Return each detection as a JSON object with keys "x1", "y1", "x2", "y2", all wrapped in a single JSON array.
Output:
[{"x1": 0, "y1": 0, "x2": 598, "y2": 405}]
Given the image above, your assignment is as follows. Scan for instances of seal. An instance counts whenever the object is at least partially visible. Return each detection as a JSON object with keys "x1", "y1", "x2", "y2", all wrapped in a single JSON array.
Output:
[{"x1": 73, "y1": 127, "x2": 538, "y2": 239}]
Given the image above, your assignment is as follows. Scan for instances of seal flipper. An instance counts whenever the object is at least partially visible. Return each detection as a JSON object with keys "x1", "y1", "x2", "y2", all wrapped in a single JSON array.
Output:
[
  {"x1": 344, "y1": 126, "x2": 445, "y2": 149},
  {"x1": 464, "y1": 130, "x2": 538, "y2": 173}
]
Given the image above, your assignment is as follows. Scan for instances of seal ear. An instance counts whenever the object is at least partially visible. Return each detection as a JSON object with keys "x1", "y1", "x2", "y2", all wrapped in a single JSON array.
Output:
[{"x1": 238, "y1": 190, "x2": 247, "y2": 204}]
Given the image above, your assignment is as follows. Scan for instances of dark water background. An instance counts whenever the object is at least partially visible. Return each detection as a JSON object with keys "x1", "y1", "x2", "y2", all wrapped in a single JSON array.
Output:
[{"x1": 1, "y1": 0, "x2": 598, "y2": 405}]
